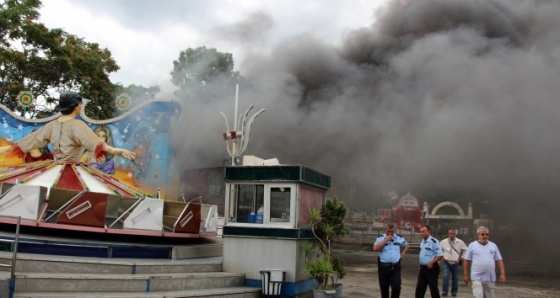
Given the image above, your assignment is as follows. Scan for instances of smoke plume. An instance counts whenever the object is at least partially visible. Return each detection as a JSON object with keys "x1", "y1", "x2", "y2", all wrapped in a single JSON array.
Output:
[{"x1": 176, "y1": 0, "x2": 560, "y2": 271}]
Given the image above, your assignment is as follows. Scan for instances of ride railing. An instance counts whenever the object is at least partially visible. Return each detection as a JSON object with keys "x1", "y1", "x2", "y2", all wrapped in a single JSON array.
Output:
[{"x1": 0, "y1": 215, "x2": 21, "y2": 298}]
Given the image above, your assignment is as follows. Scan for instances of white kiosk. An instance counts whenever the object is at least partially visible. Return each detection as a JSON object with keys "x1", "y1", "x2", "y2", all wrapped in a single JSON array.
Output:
[{"x1": 222, "y1": 164, "x2": 330, "y2": 297}]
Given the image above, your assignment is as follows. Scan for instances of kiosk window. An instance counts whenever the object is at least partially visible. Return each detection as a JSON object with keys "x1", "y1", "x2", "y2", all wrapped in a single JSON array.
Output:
[
  {"x1": 270, "y1": 187, "x2": 291, "y2": 222},
  {"x1": 234, "y1": 184, "x2": 264, "y2": 223},
  {"x1": 229, "y1": 183, "x2": 295, "y2": 226}
]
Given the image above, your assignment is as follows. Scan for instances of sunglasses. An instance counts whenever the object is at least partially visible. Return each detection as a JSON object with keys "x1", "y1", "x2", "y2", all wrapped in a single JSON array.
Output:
[{"x1": 479, "y1": 233, "x2": 489, "y2": 236}]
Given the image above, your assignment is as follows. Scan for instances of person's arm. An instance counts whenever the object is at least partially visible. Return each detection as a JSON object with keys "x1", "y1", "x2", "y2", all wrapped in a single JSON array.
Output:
[
  {"x1": 0, "y1": 146, "x2": 11, "y2": 155},
  {"x1": 463, "y1": 260, "x2": 470, "y2": 284},
  {"x1": 459, "y1": 240, "x2": 468, "y2": 260},
  {"x1": 428, "y1": 255, "x2": 443, "y2": 268},
  {"x1": 0, "y1": 144, "x2": 25, "y2": 158},
  {"x1": 496, "y1": 260, "x2": 506, "y2": 283},
  {"x1": 373, "y1": 234, "x2": 392, "y2": 251},
  {"x1": 1, "y1": 145, "x2": 51, "y2": 161},
  {"x1": 72, "y1": 121, "x2": 136, "y2": 161},
  {"x1": 400, "y1": 243, "x2": 410, "y2": 260},
  {"x1": 428, "y1": 240, "x2": 444, "y2": 269},
  {"x1": 458, "y1": 251, "x2": 464, "y2": 262},
  {"x1": 102, "y1": 144, "x2": 136, "y2": 160}
]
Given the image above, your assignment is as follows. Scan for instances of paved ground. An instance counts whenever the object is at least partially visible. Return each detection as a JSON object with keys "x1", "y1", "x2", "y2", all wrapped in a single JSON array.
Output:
[{"x1": 337, "y1": 248, "x2": 560, "y2": 298}]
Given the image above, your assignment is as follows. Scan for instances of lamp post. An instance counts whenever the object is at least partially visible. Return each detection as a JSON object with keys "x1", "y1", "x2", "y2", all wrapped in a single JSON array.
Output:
[{"x1": 220, "y1": 84, "x2": 265, "y2": 166}]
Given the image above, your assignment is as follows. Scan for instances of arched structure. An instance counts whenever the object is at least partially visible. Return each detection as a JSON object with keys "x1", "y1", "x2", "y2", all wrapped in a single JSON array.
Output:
[{"x1": 423, "y1": 201, "x2": 473, "y2": 220}]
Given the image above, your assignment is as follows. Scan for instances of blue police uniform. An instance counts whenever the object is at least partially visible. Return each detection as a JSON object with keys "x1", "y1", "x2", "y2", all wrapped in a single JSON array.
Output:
[
  {"x1": 376, "y1": 233, "x2": 408, "y2": 263},
  {"x1": 419, "y1": 236, "x2": 443, "y2": 265},
  {"x1": 416, "y1": 235, "x2": 444, "y2": 298},
  {"x1": 375, "y1": 233, "x2": 408, "y2": 298}
]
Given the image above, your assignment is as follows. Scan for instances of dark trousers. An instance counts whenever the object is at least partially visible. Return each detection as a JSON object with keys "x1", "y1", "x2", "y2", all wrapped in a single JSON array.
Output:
[
  {"x1": 378, "y1": 262, "x2": 401, "y2": 298},
  {"x1": 415, "y1": 263, "x2": 441, "y2": 298}
]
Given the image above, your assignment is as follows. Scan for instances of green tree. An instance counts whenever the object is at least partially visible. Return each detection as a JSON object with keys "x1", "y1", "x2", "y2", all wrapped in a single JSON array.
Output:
[
  {"x1": 0, "y1": 0, "x2": 119, "y2": 119},
  {"x1": 113, "y1": 83, "x2": 160, "y2": 104},
  {"x1": 170, "y1": 46, "x2": 240, "y2": 100},
  {"x1": 307, "y1": 196, "x2": 350, "y2": 289}
]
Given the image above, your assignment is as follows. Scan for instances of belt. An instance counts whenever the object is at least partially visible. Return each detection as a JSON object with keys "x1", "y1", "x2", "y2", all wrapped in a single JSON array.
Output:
[{"x1": 379, "y1": 262, "x2": 400, "y2": 267}]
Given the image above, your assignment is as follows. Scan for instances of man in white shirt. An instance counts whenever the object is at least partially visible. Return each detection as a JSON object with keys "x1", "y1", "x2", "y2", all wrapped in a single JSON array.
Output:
[
  {"x1": 463, "y1": 226, "x2": 507, "y2": 298},
  {"x1": 440, "y1": 228, "x2": 467, "y2": 297}
]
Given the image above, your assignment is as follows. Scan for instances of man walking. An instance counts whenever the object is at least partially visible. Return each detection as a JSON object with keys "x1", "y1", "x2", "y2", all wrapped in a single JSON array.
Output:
[
  {"x1": 415, "y1": 225, "x2": 443, "y2": 298},
  {"x1": 463, "y1": 226, "x2": 506, "y2": 298},
  {"x1": 374, "y1": 223, "x2": 410, "y2": 298},
  {"x1": 440, "y1": 228, "x2": 467, "y2": 297}
]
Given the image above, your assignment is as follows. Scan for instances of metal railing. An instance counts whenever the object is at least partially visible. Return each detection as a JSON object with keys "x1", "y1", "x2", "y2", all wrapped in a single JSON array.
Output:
[{"x1": 0, "y1": 215, "x2": 21, "y2": 298}]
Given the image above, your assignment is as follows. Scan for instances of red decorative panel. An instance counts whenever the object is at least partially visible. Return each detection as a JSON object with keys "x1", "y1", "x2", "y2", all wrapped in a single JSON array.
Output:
[
  {"x1": 174, "y1": 203, "x2": 201, "y2": 234},
  {"x1": 57, "y1": 192, "x2": 108, "y2": 228},
  {"x1": 56, "y1": 165, "x2": 83, "y2": 190}
]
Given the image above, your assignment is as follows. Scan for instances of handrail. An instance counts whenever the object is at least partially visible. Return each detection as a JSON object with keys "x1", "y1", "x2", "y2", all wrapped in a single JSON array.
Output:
[{"x1": 0, "y1": 215, "x2": 21, "y2": 298}]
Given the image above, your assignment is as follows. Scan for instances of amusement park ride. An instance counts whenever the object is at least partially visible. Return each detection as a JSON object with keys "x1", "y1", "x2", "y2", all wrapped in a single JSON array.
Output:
[{"x1": 0, "y1": 93, "x2": 218, "y2": 240}]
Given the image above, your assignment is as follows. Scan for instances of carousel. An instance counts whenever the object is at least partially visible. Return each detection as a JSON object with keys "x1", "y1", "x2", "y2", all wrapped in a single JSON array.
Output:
[{"x1": 0, "y1": 92, "x2": 218, "y2": 241}]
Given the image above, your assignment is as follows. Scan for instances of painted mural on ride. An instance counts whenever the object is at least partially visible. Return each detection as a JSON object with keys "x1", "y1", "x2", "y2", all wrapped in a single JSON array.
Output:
[{"x1": 0, "y1": 93, "x2": 181, "y2": 197}]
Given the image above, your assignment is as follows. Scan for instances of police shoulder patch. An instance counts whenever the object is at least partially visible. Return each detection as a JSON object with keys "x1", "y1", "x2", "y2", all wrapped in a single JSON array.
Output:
[{"x1": 431, "y1": 238, "x2": 437, "y2": 243}]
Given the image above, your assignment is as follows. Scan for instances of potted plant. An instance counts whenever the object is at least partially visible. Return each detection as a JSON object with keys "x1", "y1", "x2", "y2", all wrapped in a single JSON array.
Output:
[
  {"x1": 304, "y1": 196, "x2": 350, "y2": 297},
  {"x1": 304, "y1": 248, "x2": 335, "y2": 297}
]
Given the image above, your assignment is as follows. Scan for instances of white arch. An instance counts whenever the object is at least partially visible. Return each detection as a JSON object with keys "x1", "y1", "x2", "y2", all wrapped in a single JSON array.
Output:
[{"x1": 430, "y1": 201, "x2": 465, "y2": 217}]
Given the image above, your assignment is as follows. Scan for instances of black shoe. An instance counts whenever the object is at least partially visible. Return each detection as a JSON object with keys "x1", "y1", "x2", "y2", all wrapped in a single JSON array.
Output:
[{"x1": 442, "y1": 294, "x2": 448, "y2": 297}]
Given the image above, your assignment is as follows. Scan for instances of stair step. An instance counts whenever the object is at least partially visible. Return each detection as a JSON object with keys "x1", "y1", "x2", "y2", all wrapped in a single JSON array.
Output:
[
  {"x1": 14, "y1": 272, "x2": 245, "y2": 292},
  {"x1": 172, "y1": 243, "x2": 223, "y2": 259},
  {"x1": 0, "y1": 234, "x2": 256, "y2": 297},
  {"x1": 0, "y1": 233, "x2": 223, "y2": 260},
  {"x1": 0, "y1": 252, "x2": 222, "y2": 274},
  {"x1": 14, "y1": 286, "x2": 261, "y2": 298}
]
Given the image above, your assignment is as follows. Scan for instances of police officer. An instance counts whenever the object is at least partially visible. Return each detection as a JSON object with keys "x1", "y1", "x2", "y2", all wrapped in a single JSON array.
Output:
[
  {"x1": 374, "y1": 223, "x2": 410, "y2": 298},
  {"x1": 415, "y1": 224, "x2": 444, "y2": 298}
]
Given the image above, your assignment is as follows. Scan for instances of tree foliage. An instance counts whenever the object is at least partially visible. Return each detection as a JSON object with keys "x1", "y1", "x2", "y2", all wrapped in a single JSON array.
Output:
[
  {"x1": 0, "y1": 0, "x2": 120, "y2": 119},
  {"x1": 113, "y1": 83, "x2": 160, "y2": 104},
  {"x1": 306, "y1": 196, "x2": 350, "y2": 289},
  {"x1": 320, "y1": 196, "x2": 351, "y2": 239},
  {"x1": 170, "y1": 46, "x2": 240, "y2": 100}
]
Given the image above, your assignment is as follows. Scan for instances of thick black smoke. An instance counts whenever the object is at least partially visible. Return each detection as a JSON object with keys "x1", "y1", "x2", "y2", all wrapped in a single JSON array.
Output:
[{"x1": 177, "y1": 0, "x2": 560, "y2": 271}]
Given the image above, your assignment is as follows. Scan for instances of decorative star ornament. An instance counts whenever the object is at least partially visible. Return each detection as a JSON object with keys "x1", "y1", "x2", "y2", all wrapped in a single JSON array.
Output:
[
  {"x1": 115, "y1": 93, "x2": 132, "y2": 111},
  {"x1": 17, "y1": 91, "x2": 34, "y2": 108}
]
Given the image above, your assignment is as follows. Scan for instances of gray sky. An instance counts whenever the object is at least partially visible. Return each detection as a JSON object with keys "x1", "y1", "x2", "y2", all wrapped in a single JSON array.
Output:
[{"x1": 39, "y1": 0, "x2": 388, "y2": 95}]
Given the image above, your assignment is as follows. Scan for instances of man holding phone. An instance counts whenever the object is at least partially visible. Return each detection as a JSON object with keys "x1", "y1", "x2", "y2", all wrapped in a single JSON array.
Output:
[{"x1": 374, "y1": 223, "x2": 410, "y2": 298}]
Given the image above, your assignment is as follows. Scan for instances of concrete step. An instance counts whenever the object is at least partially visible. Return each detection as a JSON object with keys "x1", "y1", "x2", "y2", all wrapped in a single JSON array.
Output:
[
  {"x1": 172, "y1": 243, "x2": 223, "y2": 259},
  {"x1": 14, "y1": 272, "x2": 245, "y2": 292},
  {"x1": 0, "y1": 231, "x2": 223, "y2": 260},
  {"x1": 0, "y1": 235, "x2": 260, "y2": 297},
  {"x1": 14, "y1": 286, "x2": 261, "y2": 298},
  {"x1": 0, "y1": 252, "x2": 222, "y2": 274}
]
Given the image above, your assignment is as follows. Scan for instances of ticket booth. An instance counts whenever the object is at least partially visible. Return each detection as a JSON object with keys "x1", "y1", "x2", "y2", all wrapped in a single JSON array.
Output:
[{"x1": 222, "y1": 165, "x2": 330, "y2": 297}]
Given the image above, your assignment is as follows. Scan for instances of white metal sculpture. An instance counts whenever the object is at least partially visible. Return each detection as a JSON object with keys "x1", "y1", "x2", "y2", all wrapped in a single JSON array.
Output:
[{"x1": 220, "y1": 84, "x2": 265, "y2": 165}]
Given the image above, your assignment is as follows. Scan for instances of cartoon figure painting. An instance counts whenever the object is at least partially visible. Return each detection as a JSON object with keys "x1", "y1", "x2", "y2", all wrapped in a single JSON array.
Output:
[
  {"x1": 0, "y1": 93, "x2": 181, "y2": 195},
  {"x1": 80, "y1": 125, "x2": 116, "y2": 174},
  {"x1": 0, "y1": 92, "x2": 135, "y2": 163}
]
